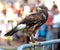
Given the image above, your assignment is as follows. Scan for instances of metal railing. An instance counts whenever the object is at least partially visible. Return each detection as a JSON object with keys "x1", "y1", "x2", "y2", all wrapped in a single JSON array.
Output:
[{"x1": 17, "y1": 39, "x2": 60, "y2": 50}]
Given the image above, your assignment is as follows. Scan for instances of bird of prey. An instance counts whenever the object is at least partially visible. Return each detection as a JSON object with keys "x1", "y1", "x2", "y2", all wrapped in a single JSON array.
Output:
[{"x1": 5, "y1": 5, "x2": 48, "y2": 36}]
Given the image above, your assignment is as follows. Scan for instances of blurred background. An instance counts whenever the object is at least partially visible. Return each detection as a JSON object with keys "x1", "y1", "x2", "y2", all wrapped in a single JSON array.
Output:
[{"x1": 0, "y1": 0, "x2": 60, "y2": 50}]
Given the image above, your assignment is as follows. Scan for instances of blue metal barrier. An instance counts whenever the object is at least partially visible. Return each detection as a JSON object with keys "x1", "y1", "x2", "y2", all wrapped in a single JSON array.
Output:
[
  {"x1": 17, "y1": 39, "x2": 60, "y2": 50},
  {"x1": 17, "y1": 44, "x2": 32, "y2": 50}
]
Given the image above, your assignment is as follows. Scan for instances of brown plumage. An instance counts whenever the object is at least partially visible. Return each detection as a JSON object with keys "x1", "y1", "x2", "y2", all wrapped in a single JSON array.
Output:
[{"x1": 5, "y1": 5, "x2": 48, "y2": 36}]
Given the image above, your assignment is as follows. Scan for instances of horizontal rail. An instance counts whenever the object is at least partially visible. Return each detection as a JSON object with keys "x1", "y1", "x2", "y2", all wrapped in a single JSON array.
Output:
[
  {"x1": 17, "y1": 39, "x2": 60, "y2": 50},
  {"x1": 35, "y1": 39, "x2": 60, "y2": 46}
]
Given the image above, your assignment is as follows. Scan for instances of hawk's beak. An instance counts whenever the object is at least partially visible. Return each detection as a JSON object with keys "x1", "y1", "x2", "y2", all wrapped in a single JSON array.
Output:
[{"x1": 37, "y1": 8, "x2": 42, "y2": 11}]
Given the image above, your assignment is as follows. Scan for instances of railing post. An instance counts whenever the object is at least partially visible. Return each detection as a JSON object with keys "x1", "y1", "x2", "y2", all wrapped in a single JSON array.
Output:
[
  {"x1": 52, "y1": 44, "x2": 54, "y2": 50},
  {"x1": 31, "y1": 48, "x2": 35, "y2": 50},
  {"x1": 43, "y1": 46, "x2": 45, "y2": 50}
]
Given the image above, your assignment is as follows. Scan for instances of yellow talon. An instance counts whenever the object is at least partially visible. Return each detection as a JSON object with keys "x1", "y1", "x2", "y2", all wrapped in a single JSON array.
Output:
[{"x1": 29, "y1": 42, "x2": 34, "y2": 47}]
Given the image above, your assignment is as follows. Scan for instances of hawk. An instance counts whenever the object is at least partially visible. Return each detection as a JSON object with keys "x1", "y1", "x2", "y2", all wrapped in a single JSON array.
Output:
[{"x1": 5, "y1": 5, "x2": 48, "y2": 36}]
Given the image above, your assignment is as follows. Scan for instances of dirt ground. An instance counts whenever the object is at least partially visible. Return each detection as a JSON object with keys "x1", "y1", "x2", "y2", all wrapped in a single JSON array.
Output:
[{"x1": 0, "y1": 37, "x2": 20, "y2": 49}]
